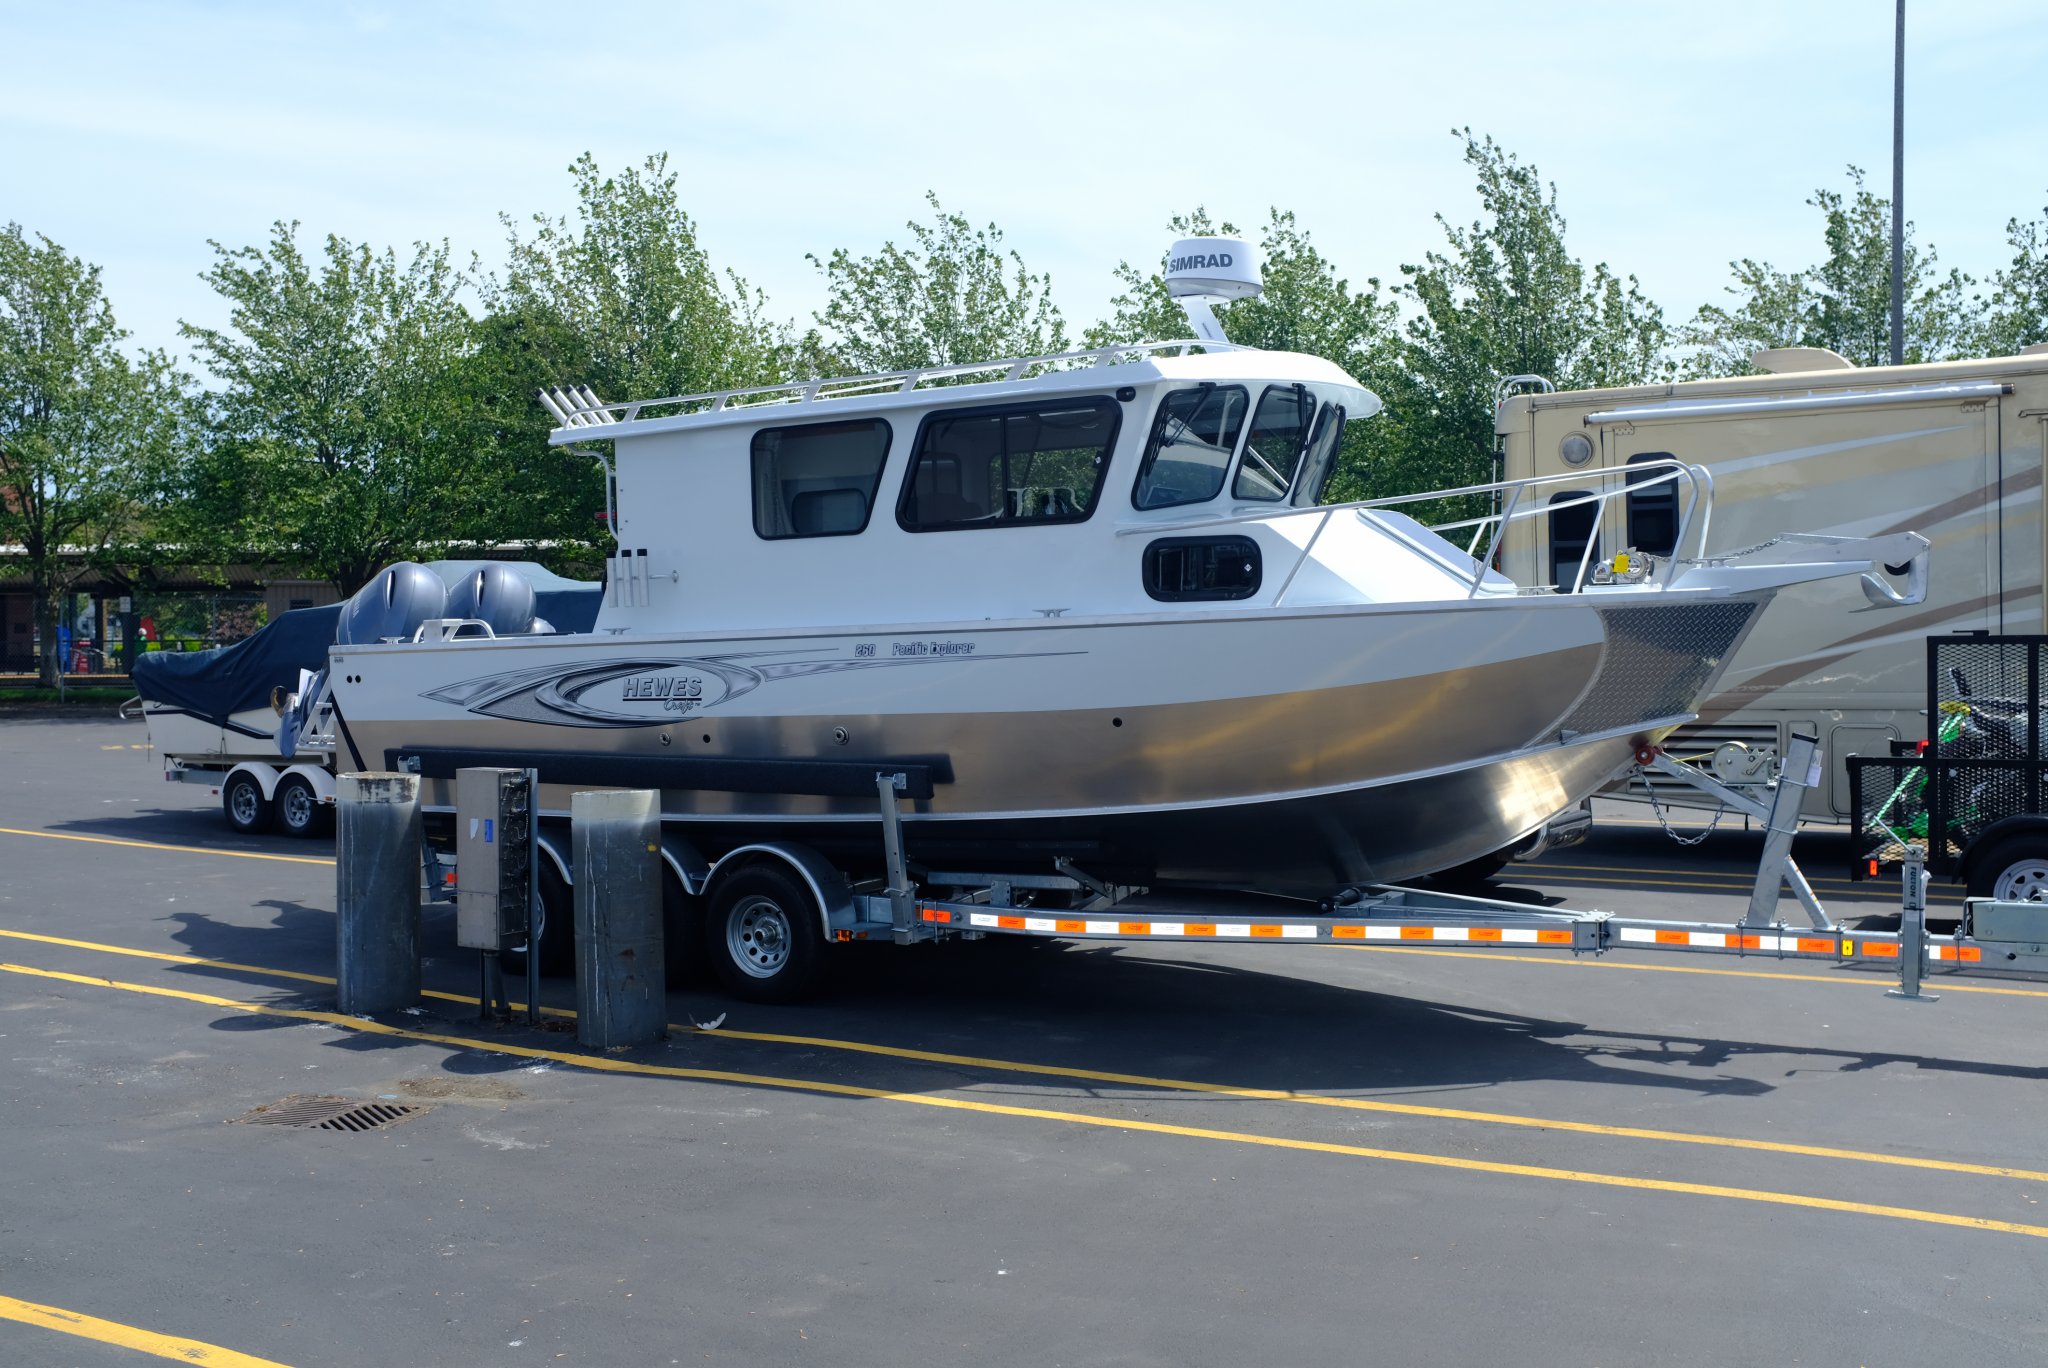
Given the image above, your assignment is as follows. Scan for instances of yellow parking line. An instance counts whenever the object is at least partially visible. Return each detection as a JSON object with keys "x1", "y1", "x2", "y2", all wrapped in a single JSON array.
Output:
[
  {"x1": 0, "y1": 1291, "x2": 291, "y2": 1366},
  {"x1": 0, "y1": 827, "x2": 333, "y2": 867},
  {"x1": 8, "y1": 959, "x2": 2046, "y2": 1243},
  {"x1": 7, "y1": 924, "x2": 2048, "y2": 1185}
]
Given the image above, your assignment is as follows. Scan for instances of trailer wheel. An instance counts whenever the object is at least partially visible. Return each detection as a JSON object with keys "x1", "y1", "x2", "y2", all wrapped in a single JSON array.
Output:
[
  {"x1": 222, "y1": 773, "x2": 272, "y2": 835},
  {"x1": 1966, "y1": 834, "x2": 2048, "y2": 901},
  {"x1": 534, "y1": 856, "x2": 577, "y2": 978},
  {"x1": 273, "y1": 774, "x2": 324, "y2": 839},
  {"x1": 1428, "y1": 850, "x2": 1511, "y2": 889},
  {"x1": 706, "y1": 865, "x2": 826, "y2": 1003}
]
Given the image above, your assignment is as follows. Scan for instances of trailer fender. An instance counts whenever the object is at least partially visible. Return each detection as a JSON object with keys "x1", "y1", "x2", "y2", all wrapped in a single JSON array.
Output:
[
  {"x1": 282, "y1": 763, "x2": 335, "y2": 806},
  {"x1": 659, "y1": 834, "x2": 712, "y2": 898},
  {"x1": 707, "y1": 843, "x2": 855, "y2": 938},
  {"x1": 534, "y1": 826, "x2": 573, "y2": 885},
  {"x1": 225, "y1": 761, "x2": 282, "y2": 800}
]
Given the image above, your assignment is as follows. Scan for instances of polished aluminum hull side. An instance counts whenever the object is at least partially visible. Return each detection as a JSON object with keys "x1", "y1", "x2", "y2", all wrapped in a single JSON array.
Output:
[{"x1": 330, "y1": 593, "x2": 1766, "y2": 892}]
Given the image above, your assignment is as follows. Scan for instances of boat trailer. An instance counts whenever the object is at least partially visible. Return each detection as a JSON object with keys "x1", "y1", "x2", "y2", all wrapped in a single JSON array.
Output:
[{"x1": 826, "y1": 729, "x2": 2043, "y2": 1001}]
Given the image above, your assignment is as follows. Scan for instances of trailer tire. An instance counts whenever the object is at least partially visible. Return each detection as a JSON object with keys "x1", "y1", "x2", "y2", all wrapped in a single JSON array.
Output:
[
  {"x1": 706, "y1": 864, "x2": 826, "y2": 1003},
  {"x1": 273, "y1": 774, "x2": 324, "y2": 839},
  {"x1": 1965, "y1": 834, "x2": 2048, "y2": 901},
  {"x1": 534, "y1": 856, "x2": 577, "y2": 978},
  {"x1": 1427, "y1": 850, "x2": 1511, "y2": 889},
  {"x1": 222, "y1": 772, "x2": 272, "y2": 835}
]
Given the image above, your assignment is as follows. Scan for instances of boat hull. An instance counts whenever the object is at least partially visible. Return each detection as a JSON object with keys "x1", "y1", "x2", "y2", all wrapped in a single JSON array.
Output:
[{"x1": 330, "y1": 594, "x2": 1764, "y2": 892}]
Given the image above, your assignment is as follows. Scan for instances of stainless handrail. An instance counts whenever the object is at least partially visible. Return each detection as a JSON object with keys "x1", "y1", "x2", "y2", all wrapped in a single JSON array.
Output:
[{"x1": 1122, "y1": 459, "x2": 1714, "y2": 604}]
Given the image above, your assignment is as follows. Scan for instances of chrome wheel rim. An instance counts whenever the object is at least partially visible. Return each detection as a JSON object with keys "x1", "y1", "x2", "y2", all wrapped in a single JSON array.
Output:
[
  {"x1": 280, "y1": 784, "x2": 312, "y2": 830},
  {"x1": 1992, "y1": 858, "x2": 2048, "y2": 902},
  {"x1": 229, "y1": 782, "x2": 262, "y2": 826},
  {"x1": 726, "y1": 895, "x2": 792, "y2": 979}
]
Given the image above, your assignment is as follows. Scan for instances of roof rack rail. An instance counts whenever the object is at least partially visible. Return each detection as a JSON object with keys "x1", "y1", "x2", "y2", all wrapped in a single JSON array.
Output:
[{"x1": 537, "y1": 338, "x2": 1244, "y2": 433}]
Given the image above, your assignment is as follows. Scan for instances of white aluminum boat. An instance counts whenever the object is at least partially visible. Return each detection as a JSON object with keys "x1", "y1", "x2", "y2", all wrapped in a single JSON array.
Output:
[{"x1": 312, "y1": 240, "x2": 1928, "y2": 894}]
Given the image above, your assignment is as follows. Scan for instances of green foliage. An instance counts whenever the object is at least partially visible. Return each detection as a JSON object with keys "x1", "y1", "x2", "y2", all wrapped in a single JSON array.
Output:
[
  {"x1": 1976, "y1": 197, "x2": 2048, "y2": 356},
  {"x1": 0, "y1": 223, "x2": 185, "y2": 685},
  {"x1": 1393, "y1": 131, "x2": 1671, "y2": 510},
  {"x1": 1682, "y1": 166, "x2": 1977, "y2": 375},
  {"x1": 182, "y1": 222, "x2": 494, "y2": 593},
  {"x1": 806, "y1": 193, "x2": 1066, "y2": 374},
  {"x1": 495, "y1": 153, "x2": 791, "y2": 403}
]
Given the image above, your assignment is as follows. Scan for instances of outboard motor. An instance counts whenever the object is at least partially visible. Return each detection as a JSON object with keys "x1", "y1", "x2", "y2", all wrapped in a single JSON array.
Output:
[
  {"x1": 336, "y1": 562, "x2": 449, "y2": 645},
  {"x1": 445, "y1": 562, "x2": 539, "y2": 636}
]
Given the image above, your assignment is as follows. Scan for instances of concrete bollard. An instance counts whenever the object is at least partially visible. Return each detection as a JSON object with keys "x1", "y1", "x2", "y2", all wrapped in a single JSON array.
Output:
[
  {"x1": 336, "y1": 772, "x2": 423, "y2": 1015},
  {"x1": 572, "y1": 789, "x2": 665, "y2": 1048}
]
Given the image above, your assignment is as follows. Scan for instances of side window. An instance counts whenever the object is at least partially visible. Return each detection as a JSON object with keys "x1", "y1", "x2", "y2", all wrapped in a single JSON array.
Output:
[
  {"x1": 751, "y1": 419, "x2": 892, "y2": 540},
  {"x1": 899, "y1": 397, "x2": 1120, "y2": 531},
  {"x1": 1625, "y1": 452, "x2": 1679, "y2": 556},
  {"x1": 1132, "y1": 385, "x2": 1249, "y2": 510},
  {"x1": 1232, "y1": 385, "x2": 1314, "y2": 501},
  {"x1": 1143, "y1": 537, "x2": 1262, "y2": 602},
  {"x1": 1548, "y1": 490, "x2": 1600, "y2": 591},
  {"x1": 1290, "y1": 403, "x2": 1347, "y2": 506}
]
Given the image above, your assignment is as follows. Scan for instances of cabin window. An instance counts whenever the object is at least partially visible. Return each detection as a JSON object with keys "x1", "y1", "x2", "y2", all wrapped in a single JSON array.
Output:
[
  {"x1": 1143, "y1": 536, "x2": 1263, "y2": 602},
  {"x1": 1548, "y1": 490, "x2": 1600, "y2": 590},
  {"x1": 1290, "y1": 403, "x2": 1347, "y2": 506},
  {"x1": 751, "y1": 419, "x2": 892, "y2": 539},
  {"x1": 1625, "y1": 452, "x2": 1680, "y2": 556},
  {"x1": 1132, "y1": 384, "x2": 1249, "y2": 509},
  {"x1": 1232, "y1": 385, "x2": 1315, "y2": 501},
  {"x1": 898, "y1": 397, "x2": 1120, "y2": 531}
]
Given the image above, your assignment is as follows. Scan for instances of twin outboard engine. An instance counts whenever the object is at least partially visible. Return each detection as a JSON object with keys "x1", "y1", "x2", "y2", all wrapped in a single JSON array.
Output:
[
  {"x1": 336, "y1": 562, "x2": 448, "y2": 645},
  {"x1": 445, "y1": 562, "x2": 541, "y2": 636}
]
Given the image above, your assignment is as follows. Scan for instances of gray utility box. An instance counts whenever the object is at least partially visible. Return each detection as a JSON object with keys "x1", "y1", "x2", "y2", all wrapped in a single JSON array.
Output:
[
  {"x1": 1964, "y1": 898, "x2": 2048, "y2": 970},
  {"x1": 455, "y1": 767, "x2": 534, "y2": 953}
]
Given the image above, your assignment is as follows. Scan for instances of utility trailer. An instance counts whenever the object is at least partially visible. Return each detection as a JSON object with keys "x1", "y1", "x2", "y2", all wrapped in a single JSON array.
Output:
[
  {"x1": 420, "y1": 727, "x2": 2041, "y2": 1006},
  {"x1": 1851, "y1": 633, "x2": 2048, "y2": 900}
]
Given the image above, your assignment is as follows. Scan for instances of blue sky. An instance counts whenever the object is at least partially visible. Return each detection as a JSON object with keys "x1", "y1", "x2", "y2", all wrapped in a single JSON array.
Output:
[{"x1": 5, "y1": 0, "x2": 2045, "y2": 368}]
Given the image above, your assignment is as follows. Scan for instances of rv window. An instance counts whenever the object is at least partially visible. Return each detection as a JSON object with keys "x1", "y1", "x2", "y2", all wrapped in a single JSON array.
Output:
[
  {"x1": 1290, "y1": 403, "x2": 1347, "y2": 506},
  {"x1": 751, "y1": 419, "x2": 892, "y2": 540},
  {"x1": 1548, "y1": 490, "x2": 1600, "y2": 591},
  {"x1": 898, "y1": 397, "x2": 1120, "y2": 531},
  {"x1": 1625, "y1": 452, "x2": 1679, "y2": 556},
  {"x1": 1233, "y1": 385, "x2": 1314, "y2": 501},
  {"x1": 1143, "y1": 536, "x2": 1263, "y2": 601},
  {"x1": 1132, "y1": 385, "x2": 1250, "y2": 509}
]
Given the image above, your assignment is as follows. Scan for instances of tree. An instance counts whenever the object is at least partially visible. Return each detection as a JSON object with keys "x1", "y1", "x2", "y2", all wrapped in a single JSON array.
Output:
[
  {"x1": 182, "y1": 223, "x2": 493, "y2": 594},
  {"x1": 1976, "y1": 196, "x2": 2048, "y2": 356},
  {"x1": 807, "y1": 193, "x2": 1066, "y2": 374},
  {"x1": 1395, "y1": 131, "x2": 1671, "y2": 502},
  {"x1": 1682, "y1": 166, "x2": 1978, "y2": 376},
  {"x1": 494, "y1": 153, "x2": 791, "y2": 405},
  {"x1": 0, "y1": 224, "x2": 183, "y2": 686}
]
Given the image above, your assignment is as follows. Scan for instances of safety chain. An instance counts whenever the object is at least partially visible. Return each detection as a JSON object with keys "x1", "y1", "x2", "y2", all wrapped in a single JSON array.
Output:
[{"x1": 1634, "y1": 770, "x2": 1729, "y2": 847}]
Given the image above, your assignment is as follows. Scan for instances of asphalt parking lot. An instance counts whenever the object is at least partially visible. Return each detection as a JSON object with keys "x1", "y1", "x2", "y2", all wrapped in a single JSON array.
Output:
[{"x1": 3, "y1": 713, "x2": 2045, "y2": 1367}]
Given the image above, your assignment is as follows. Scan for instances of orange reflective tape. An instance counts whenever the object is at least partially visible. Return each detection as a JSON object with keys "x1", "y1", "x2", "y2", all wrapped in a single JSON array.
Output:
[
  {"x1": 1468, "y1": 927, "x2": 1502, "y2": 942},
  {"x1": 1655, "y1": 929, "x2": 1688, "y2": 945},
  {"x1": 1732, "y1": 934, "x2": 1761, "y2": 950},
  {"x1": 1536, "y1": 929, "x2": 1573, "y2": 945},
  {"x1": 1399, "y1": 926, "x2": 1433, "y2": 940},
  {"x1": 1055, "y1": 919, "x2": 1085, "y2": 934},
  {"x1": 921, "y1": 907, "x2": 951, "y2": 924},
  {"x1": 1118, "y1": 921, "x2": 1150, "y2": 936},
  {"x1": 1863, "y1": 942, "x2": 1899, "y2": 958},
  {"x1": 1183, "y1": 923, "x2": 1218, "y2": 937},
  {"x1": 1250, "y1": 924, "x2": 1283, "y2": 938},
  {"x1": 1957, "y1": 946, "x2": 1982, "y2": 962},
  {"x1": 1795, "y1": 937, "x2": 1836, "y2": 954},
  {"x1": 1329, "y1": 925, "x2": 1364, "y2": 940},
  {"x1": 996, "y1": 915, "x2": 1026, "y2": 930}
]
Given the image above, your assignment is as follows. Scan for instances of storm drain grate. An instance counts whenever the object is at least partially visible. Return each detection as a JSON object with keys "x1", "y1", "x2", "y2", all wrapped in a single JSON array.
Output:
[{"x1": 232, "y1": 1095, "x2": 428, "y2": 1132}]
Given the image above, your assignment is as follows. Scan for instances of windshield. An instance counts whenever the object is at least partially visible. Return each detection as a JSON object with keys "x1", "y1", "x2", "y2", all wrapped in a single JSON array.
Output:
[
  {"x1": 1132, "y1": 385, "x2": 1249, "y2": 510},
  {"x1": 1232, "y1": 385, "x2": 1314, "y2": 502}
]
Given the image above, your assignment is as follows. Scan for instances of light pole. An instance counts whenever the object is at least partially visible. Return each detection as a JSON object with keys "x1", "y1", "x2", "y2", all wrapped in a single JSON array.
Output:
[{"x1": 1891, "y1": 0, "x2": 1905, "y2": 366}]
